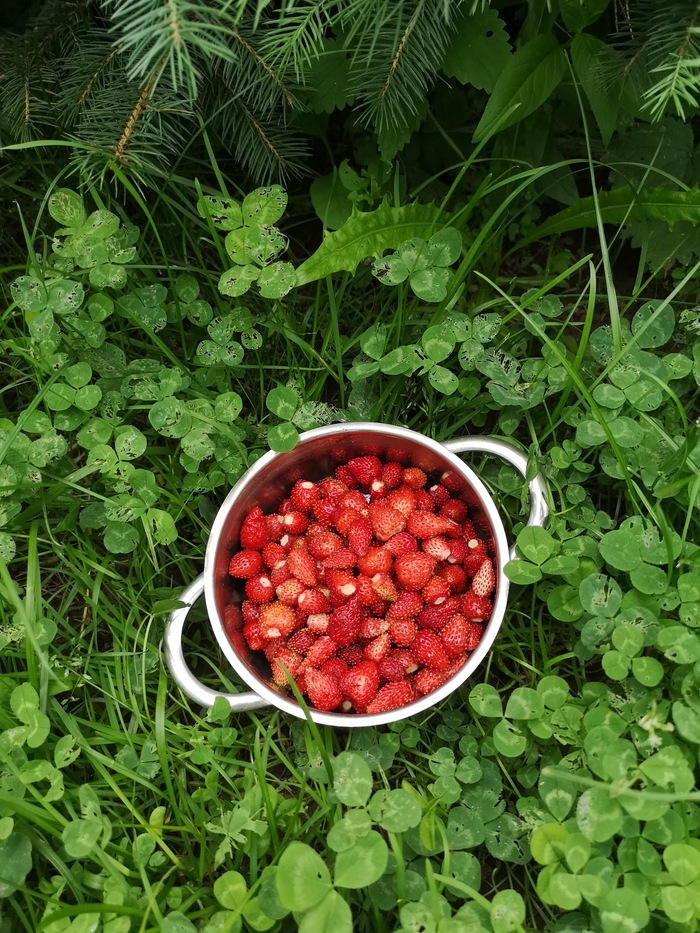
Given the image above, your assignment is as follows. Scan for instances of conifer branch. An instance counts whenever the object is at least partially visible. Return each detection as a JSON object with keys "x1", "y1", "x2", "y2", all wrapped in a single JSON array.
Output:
[{"x1": 113, "y1": 59, "x2": 166, "y2": 163}]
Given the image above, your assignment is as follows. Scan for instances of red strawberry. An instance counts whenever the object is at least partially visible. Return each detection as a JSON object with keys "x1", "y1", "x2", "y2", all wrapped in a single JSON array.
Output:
[
  {"x1": 365, "y1": 680, "x2": 415, "y2": 714},
  {"x1": 262, "y1": 542, "x2": 287, "y2": 568},
  {"x1": 428, "y1": 484, "x2": 450, "y2": 507},
  {"x1": 385, "y1": 532, "x2": 418, "y2": 556},
  {"x1": 402, "y1": 467, "x2": 427, "y2": 489},
  {"x1": 297, "y1": 587, "x2": 331, "y2": 615},
  {"x1": 334, "y1": 464, "x2": 359, "y2": 488},
  {"x1": 340, "y1": 660, "x2": 380, "y2": 709},
  {"x1": 240, "y1": 507, "x2": 268, "y2": 549},
  {"x1": 321, "y1": 658, "x2": 349, "y2": 680},
  {"x1": 411, "y1": 630, "x2": 449, "y2": 671},
  {"x1": 389, "y1": 617, "x2": 418, "y2": 647},
  {"x1": 464, "y1": 619, "x2": 483, "y2": 650},
  {"x1": 359, "y1": 616, "x2": 389, "y2": 639},
  {"x1": 321, "y1": 548, "x2": 358, "y2": 570},
  {"x1": 471, "y1": 559, "x2": 496, "y2": 597},
  {"x1": 301, "y1": 635, "x2": 338, "y2": 669},
  {"x1": 355, "y1": 574, "x2": 379, "y2": 606},
  {"x1": 245, "y1": 574, "x2": 275, "y2": 604},
  {"x1": 286, "y1": 549, "x2": 317, "y2": 586},
  {"x1": 307, "y1": 530, "x2": 343, "y2": 560},
  {"x1": 440, "y1": 499, "x2": 468, "y2": 523},
  {"x1": 258, "y1": 603, "x2": 296, "y2": 639},
  {"x1": 241, "y1": 600, "x2": 260, "y2": 624},
  {"x1": 276, "y1": 578, "x2": 307, "y2": 605},
  {"x1": 327, "y1": 569, "x2": 357, "y2": 604},
  {"x1": 363, "y1": 632, "x2": 391, "y2": 662},
  {"x1": 305, "y1": 668, "x2": 342, "y2": 711},
  {"x1": 307, "y1": 612, "x2": 330, "y2": 633},
  {"x1": 414, "y1": 667, "x2": 451, "y2": 695},
  {"x1": 378, "y1": 650, "x2": 418, "y2": 681},
  {"x1": 422, "y1": 576, "x2": 451, "y2": 604},
  {"x1": 279, "y1": 533, "x2": 300, "y2": 553},
  {"x1": 386, "y1": 487, "x2": 416, "y2": 518},
  {"x1": 229, "y1": 549, "x2": 263, "y2": 579},
  {"x1": 439, "y1": 613, "x2": 471, "y2": 659},
  {"x1": 269, "y1": 648, "x2": 303, "y2": 685},
  {"x1": 339, "y1": 490, "x2": 368, "y2": 512},
  {"x1": 368, "y1": 503, "x2": 407, "y2": 541},
  {"x1": 439, "y1": 564, "x2": 468, "y2": 593},
  {"x1": 281, "y1": 511, "x2": 308, "y2": 535},
  {"x1": 357, "y1": 545, "x2": 393, "y2": 575},
  {"x1": 327, "y1": 598, "x2": 364, "y2": 646},
  {"x1": 243, "y1": 619, "x2": 266, "y2": 651},
  {"x1": 312, "y1": 498, "x2": 339, "y2": 526},
  {"x1": 318, "y1": 477, "x2": 348, "y2": 499},
  {"x1": 446, "y1": 538, "x2": 467, "y2": 564},
  {"x1": 440, "y1": 470, "x2": 464, "y2": 492},
  {"x1": 291, "y1": 480, "x2": 320, "y2": 512},
  {"x1": 347, "y1": 517, "x2": 373, "y2": 556},
  {"x1": 417, "y1": 597, "x2": 461, "y2": 631},
  {"x1": 347, "y1": 455, "x2": 382, "y2": 486},
  {"x1": 421, "y1": 535, "x2": 451, "y2": 561},
  {"x1": 270, "y1": 562, "x2": 291, "y2": 587},
  {"x1": 369, "y1": 478, "x2": 387, "y2": 500},
  {"x1": 337, "y1": 644, "x2": 365, "y2": 666},
  {"x1": 381, "y1": 461, "x2": 404, "y2": 489},
  {"x1": 394, "y1": 553, "x2": 436, "y2": 591},
  {"x1": 386, "y1": 590, "x2": 424, "y2": 621},
  {"x1": 265, "y1": 514, "x2": 285, "y2": 542},
  {"x1": 464, "y1": 547, "x2": 489, "y2": 575},
  {"x1": 414, "y1": 489, "x2": 435, "y2": 511},
  {"x1": 287, "y1": 628, "x2": 317, "y2": 654},
  {"x1": 335, "y1": 505, "x2": 363, "y2": 537},
  {"x1": 407, "y1": 512, "x2": 459, "y2": 540},
  {"x1": 371, "y1": 573, "x2": 398, "y2": 602},
  {"x1": 460, "y1": 592, "x2": 492, "y2": 623}
]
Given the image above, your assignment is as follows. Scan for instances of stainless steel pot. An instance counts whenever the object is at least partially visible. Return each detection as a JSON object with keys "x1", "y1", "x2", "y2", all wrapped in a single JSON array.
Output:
[{"x1": 164, "y1": 423, "x2": 548, "y2": 727}]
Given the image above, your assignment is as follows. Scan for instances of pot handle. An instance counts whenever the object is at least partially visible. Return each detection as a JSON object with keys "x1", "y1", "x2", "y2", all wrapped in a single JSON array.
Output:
[
  {"x1": 164, "y1": 574, "x2": 270, "y2": 712},
  {"x1": 442, "y1": 437, "x2": 549, "y2": 561}
]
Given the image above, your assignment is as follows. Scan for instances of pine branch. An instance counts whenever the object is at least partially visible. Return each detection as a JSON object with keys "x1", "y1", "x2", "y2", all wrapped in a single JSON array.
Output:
[{"x1": 257, "y1": 0, "x2": 336, "y2": 81}]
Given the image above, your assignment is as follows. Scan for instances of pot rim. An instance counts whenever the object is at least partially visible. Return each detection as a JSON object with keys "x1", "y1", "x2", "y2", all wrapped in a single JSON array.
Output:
[{"x1": 203, "y1": 422, "x2": 511, "y2": 727}]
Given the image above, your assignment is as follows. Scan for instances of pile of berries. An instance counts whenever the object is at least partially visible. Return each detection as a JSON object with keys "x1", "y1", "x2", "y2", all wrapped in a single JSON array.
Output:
[{"x1": 226, "y1": 453, "x2": 496, "y2": 715}]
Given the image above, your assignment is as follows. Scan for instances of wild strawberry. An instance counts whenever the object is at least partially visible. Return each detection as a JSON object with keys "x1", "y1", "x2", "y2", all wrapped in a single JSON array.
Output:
[
  {"x1": 258, "y1": 603, "x2": 296, "y2": 639},
  {"x1": 471, "y1": 559, "x2": 496, "y2": 597},
  {"x1": 340, "y1": 661, "x2": 380, "y2": 709},
  {"x1": 440, "y1": 470, "x2": 464, "y2": 492},
  {"x1": 288, "y1": 628, "x2": 317, "y2": 654},
  {"x1": 245, "y1": 574, "x2": 275, "y2": 604},
  {"x1": 339, "y1": 490, "x2": 368, "y2": 512},
  {"x1": 307, "y1": 612, "x2": 330, "y2": 633},
  {"x1": 278, "y1": 498, "x2": 294, "y2": 515},
  {"x1": 369, "y1": 478, "x2": 387, "y2": 500},
  {"x1": 334, "y1": 464, "x2": 359, "y2": 488},
  {"x1": 421, "y1": 535, "x2": 451, "y2": 561},
  {"x1": 439, "y1": 613, "x2": 471, "y2": 659},
  {"x1": 386, "y1": 487, "x2": 416, "y2": 518},
  {"x1": 302, "y1": 635, "x2": 338, "y2": 669},
  {"x1": 381, "y1": 461, "x2": 404, "y2": 489},
  {"x1": 411, "y1": 630, "x2": 449, "y2": 671},
  {"x1": 321, "y1": 548, "x2": 358, "y2": 570},
  {"x1": 286, "y1": 549, "x2": 317, "y2": 586},
  {"x1": 241, "y1": 600, "x2": 260, "y2": 624},
  {"x1": 365, "y1": 680, "x2": 415, "y2": 714},
  {"x1": 313, "y1": 497, "x2": 339, "y2": 528},
  {"x1": 422, "y1": 576, "x2": 451, "y2": 604},
  {"x1": 327, "y1": 569, "x2": 357, "y2": 604},
  {"x1": 428, "y1": 484, "x2": 450, "y2": 507},
  {"x1": 279, "y1": 533, "x2": 300, "y2": 553},
  {"x1": 394, "y1": 553, "x2": 436, "y2": 591},
  {"x1": 318, "y1": 477, "x2": 348, "y2": 499},
  {"x1": 464, "y1": 619, "x2": 483, "y2": 650},
  {"x1": 417, "y1": 596, "x2": 461, "y2": 631},
  {"x1": 243, "y1": 620, "x2": 265, "y2": 650},
  {"x1": 371, "y1": 573, "x2": 398, "y2": 602},
  {"x1": 276, "y1": 577, "x2": 307, "y2": 605},
  {"x1": 262, "y1": 542, "x2": 287, "y2": 568},
  {"x1": 240, "y1": 507, "x2": 268, "y2": 550},
  {"x1": 439, "y1": 564, "x2": 468, "y2": 593},
  {"x1": 321, "y1": 657, "x2": 349, "y2": 680},
  {"x1": 364, "y1": 632, "x2": 391, "y2": 662},
  {"x1": 229, "y1": 549, "x2": 263, "y2": 579},
  {"x1": 402, "y1": 467, "x2": 427, "y2": 489},
  {"x1": 307, "y1": 530, "x2": 343, "y2": 560},
  {"x1": 270, "y1": 562, "x2": 291, "y2": 587},
  {"x1": 265, "y1": 514, "x2": 285, "y2": 542},
  {"x1": 269, "y1": 648, "x2": 303, "y2": 686},
  {"x1": 297, "y1": 587, "x2": 331, "y2": 616},
  {"x1": 327, "y1": 597, "x2": 364, "y2": 646},
  {"x1": 389, "y1": 617, "x2": 418, "y2": 647},
  {"x1": 280, "y1": 511, "x2": 307, "y2": 535},
  {"x1": 463, "y1": 539, "x2": 489, "y2": 575},
  {"x1": 414, "y1": 489, "x2": 435, "y2": 511},
  {"x1": 378, "y1": 650, "x2": 418, "y2": 681},
  {"x1": 333, "y1": 505, "x2": 360, "y2": 537},
  {"x1": 368, "y1": 502, "x2": 406, "y2": 541},
  {"x1": 440, "y1": 499, "x2": 468, "y2": 523},
  {"x1": 359, "y1": 616, "x2": 389, "y2": 639},
  {"x1": 357, "y1": 545, "x2": 393, "y2": 575},
  {"x1": 446, "y1": 538, "x2": 467, "y2": 564},
  {"x1": 386, "y1": 590, "x2": 424, "y2": 621},
  {"x1": 460, "y1": 592, "x2": 492, "y2": 624},
  {"x1": 414, "y1": 667, "x2": 451, "y2": 695},
  {"x1": 407, "y1": 512, "x2": 459, "y2": 540},
  {"x1": 347, "y1": 455, "x2": 382, "y2": 486},
  {"x1": 347, "y1": 517, "x2": 373, "y2": 556},
  {"x1": 462, "y1": 518, "x2": 477, "y2": 538},
  {"x1": 291, "y1": 480, "x2": 320, "y2": 512},
  {"x1": 355, "y1": 574, "x2": 379, "y2": 606},
  {"x1": 337, "y1": 643, "x2": 365, "y2": 666},
  {"x1": 294, "y1": 673, "x2": 307, "y2": 696},
  {"x1": 305, "y1": 668, "x2": 342, "y2": 711},
  {"x1": 385, "y1": 532, "x2": 418, "y2": 556}
]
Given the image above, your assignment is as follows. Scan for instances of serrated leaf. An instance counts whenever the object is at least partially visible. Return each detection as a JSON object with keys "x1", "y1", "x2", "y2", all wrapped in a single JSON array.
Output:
[
  {"x1": 443, "y1": 10, "x2": 512, "y2": 93},
  {"x1": 295, "y1": 201, "x2": 441, "y2": 284},
  {"x1": 571, "y1": 34, "x2": 620, "y2": 145},
  {"x1": 474, "y1": 34, "x2": 567, "y2": 142}
]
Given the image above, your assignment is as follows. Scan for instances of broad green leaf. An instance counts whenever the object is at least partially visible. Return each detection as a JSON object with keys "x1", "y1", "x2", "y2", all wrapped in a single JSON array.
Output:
[
  {"x1": 310, "y1": 169, "x2": 353, "y2": 230},
  {"x1": 474, "y1": 34, "x2": 567, "y2": 142},
  {"x1": 428, "y1": 365, "x2": 459, "y2": 395},
  {"x1": 89, "y1": 263, "x2": 127, "y2": 290},
  {"x1": 161, "y1": 914, "x2": 197, "y2": 933},
  {"x1": 11, "y1": 275, "x2": 47, "y2": 313},
  {"x1": 490, "y1": 890, "x2": 525, "y2": 933},
  {"x1": 530, "y1": 822, "x2": 568, "y2": 865},
  {"x1": 103, "y1": 521, "x2": 140, "y2": 554},
  {"x1": 0, "y1": 832, "x2": 32, "y2": 898},
  {"x1": 505, "y1": 687, "x2": 544, "y2": 721},
  {"x1": 422, "y1": 326, "x2": 456, "y2": 362},
  {"x1": 46, "y1": 280, "x2": 84, "y2": 316},
  {"x1": 579, "y1": 574, "x2": 622, "y2": 617},
  {"x1": 631, "y1": 655, "x2": 664, "y2": 687},
  {"x1": 360, "y1": 324, "x2": 389, "y2": 360},
  {"x1": 469, "y1": 683, "x2": 503, "y2": 718},
  {"x1": 266, "y1": 386, "x2": 298, "y2": 420},
  {"x1": 493, "y1": 720, "x2": 527, "y2": 757},
  {"x1": 225, "y1": 226, "x2": 286, "y2": 266},
  {"x1": 426, "y1": 227, "x2": 462, "y2": 265},
  {"x1": 242, "y1": 186, "x2": 287, "y2": 227},
  {"x1": 443, "y1": 9, "x2": 512, "y2": 92},
  {"x1": 275, "y1": 842, "x2": 331, "y2": 912},
  {"x1": 663, "y1": 843, "x2": 700, "y2": 885},
  {"x1": 267, "y1": 423, "x2": 298, "y2": 453},
  {"x1": 214, "y1": 871, "x2": 247, "y2": 909},
  {"x1": 631, "y1": 300, "x2": 675, "y2": 348},
  {"x1": 295, "y1": 202, "x2": 441, "y2": 284},
  {"x1": 410, "y1": 266, "x2": 452, "y2": 302},
  {"x1": 539, "y1": 773, "x2": 576, "y2": 821},
  {"x1": 560, "y1": 0, "x2": 608, "y2": 31},
  {"x1": 298, "y1": 889, "x2": 352, "y2": 933},
  {"x1": 373, "y1": 253, "x2": 410, "y2": 285},
  {"x1": 368, "y1": 789, "x2": 422, "y2": 833},
  {"x1": 576, "y1": 789, "x2": 623, "y2": 842},
  {"x1": 516, "y1": 526, "x2": 556, "y2": 565},
  {"x1": 504, "y1": 560, "x2": 542, "y2": 584},
  {"x1": 379, "y1": 346, "x2": 422, "y2": 376},
  {"x1": 197, "y1": 196, "x2": 242, "y2": 231},
  {"x1": 49, "y1": 189, "x2": 86, "y2": 227},
  {"x1": 547, "y1": 584, "x2": 584, "y2": 622},
  {"x1": 333, "y1": 831, "x2": 388, "y2": 888},
  {"x1": 258, "y1": 262, "x2": 296, "y2": 299},
  {"x1": 62, "y1": 818, "x2": 102, "y2": 858},
  {"x1": 599, "y1": 888, "x2": 649, "y2": 933},
  {"x1": 218, "y1": 265, "x2": 259, "y2": 297},
  {"x1": 599, "y1": 530, "x2": 642, "y2": 571},
  {"x1": 332, "y1": 752, "x2": 373, "y2": 807}
]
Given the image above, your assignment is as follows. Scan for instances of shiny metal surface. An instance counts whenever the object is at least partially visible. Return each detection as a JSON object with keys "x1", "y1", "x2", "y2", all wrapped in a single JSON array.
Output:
[{"x1": 164, "y1": 424, "x2": 549, "y2": 726}]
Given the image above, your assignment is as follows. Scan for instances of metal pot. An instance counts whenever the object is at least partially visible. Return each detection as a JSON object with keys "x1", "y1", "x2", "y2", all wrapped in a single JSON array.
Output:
[{"x1": 164, "y1": 423, "x2": 548, "y2": 727}]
